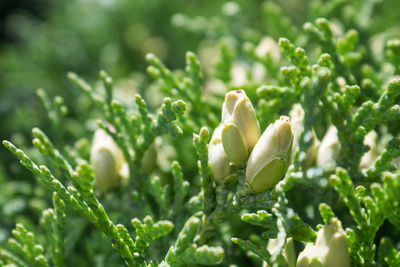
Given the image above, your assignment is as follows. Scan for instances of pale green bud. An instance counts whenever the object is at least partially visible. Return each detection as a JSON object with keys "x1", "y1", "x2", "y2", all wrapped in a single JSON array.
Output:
[
  {"x1": 246, "y1": 116, "x2": 293, "y2": 193},
  {"x1": 90, "y1": 129, "x2": 128, "y2": 191},
  {"x1": 296, "y1": 218, "x2": 350, "y2": 267},
  {"x1": 208, "y1": 124, "x2": 233, "y2": 181},
  {"x1": 263, "y1": 238, "x2": 296, "y2": 267},
  {"x1": 140, "y1": 143, "x2": 157, "y2": 173},
  {"x1": 316, "y1": 125, "x2": 339, "y2": 169},
  {"x1": 221, "y1": 90, "x2": 260, "y2": 165}
]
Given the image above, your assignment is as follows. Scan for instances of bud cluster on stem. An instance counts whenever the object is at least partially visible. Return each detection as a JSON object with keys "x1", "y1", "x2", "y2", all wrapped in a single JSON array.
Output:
[{"x1": 208, "y1": 90, "x2": 294, "y2": 193}]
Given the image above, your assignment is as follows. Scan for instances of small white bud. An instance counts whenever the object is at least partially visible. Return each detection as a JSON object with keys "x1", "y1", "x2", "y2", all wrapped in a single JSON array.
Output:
[
  {"x1": 255, "y1": 37, "x2": 281, "y2": 63},
  {"x1": 208, "y1": 125, "x2": 232, "y2": 181},
  {"x1": 289, "y1": 104, "x2": 320, "y2": 168},
  {"x1": 230, "y1": 62, "x2": 249, "y2": 86},
  {"x1": 359, "y1": 130, "x2": 379, "y2": 170},
  {"x1": 263, "y1": 238, "x2": 296, "y2": 267},
  {"x1": 296, "y1": 218, "x2": 350, "y2": 267},
  {"x1": 246, "y1": 116, "x2": 293, "y2": 193},
  {"x1": 252, "y1": 63, "x2": 267, "y2": 82},
  {"x1": 289, "y1": 104, "x2": 305, "y2": 154},
  {"x1": 90, "y1": 129, "x2": 128, "y2": 191},
  {"x1": 317, "y1": 125, "x2": 339, "y2": 169}
]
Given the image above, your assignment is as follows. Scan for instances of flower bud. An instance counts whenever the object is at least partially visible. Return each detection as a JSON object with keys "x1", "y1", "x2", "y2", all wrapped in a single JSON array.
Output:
[
  {"x1": 230, "y1": 62, "x2": 249, "y2": 87},
  {"x1": 140, "y1": 143, "x2": 157, "y2": 173},
  {"x1": 208, "y1": 124, "x2": 233, "y2": 181},
  {"x1": 359, "y1": 130, "x2": 378, "y2": 170},
  {"x1": 246, "y1": 116, "x2": 293, "y2": 193},
  {"x1": 90, "y1": 129, "x2": 127, "y2": 191},
  {"x1": 263, "y1": 238, "x2": 295, "y2": 267},
  {"x1": 289, "y1": 104, "x2": 319, "y2": 168},
  {"x1": 221, "y1": 90, "x2": 260, "y2": 165},
  {"x1": 296, "y1": 218, "x2": 350, "y2": 267},
  {"x1": 316, "y1": 125, "x2": 339, "y2": 169},
  {"x1": 255, "y1": 37, "x2": 281, "y2": 63}
]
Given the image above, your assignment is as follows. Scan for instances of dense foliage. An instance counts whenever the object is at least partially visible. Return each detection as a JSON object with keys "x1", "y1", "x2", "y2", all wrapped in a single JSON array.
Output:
[{"x1": 1, "y1": 0, "x2": 400, "y2": 266}]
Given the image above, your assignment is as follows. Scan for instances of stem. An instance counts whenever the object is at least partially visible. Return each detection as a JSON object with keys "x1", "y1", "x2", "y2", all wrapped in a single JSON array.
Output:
[
  {"x1": 197, "y1": 169, "x2": 252, "y2": 245},
  {"x1": 197, "y1": 183, "x2": 230, "y2": 245}
]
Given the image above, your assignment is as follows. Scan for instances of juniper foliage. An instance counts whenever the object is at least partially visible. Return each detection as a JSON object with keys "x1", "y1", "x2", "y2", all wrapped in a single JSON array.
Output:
[{"x1": 1, "y1": 0, "x2": 400, "y2": 266}]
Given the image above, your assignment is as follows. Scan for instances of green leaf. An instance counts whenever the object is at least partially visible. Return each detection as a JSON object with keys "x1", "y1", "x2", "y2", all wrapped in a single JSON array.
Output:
[{"x1": 231, "y1": 237, "x2": 272, "y2": 264}]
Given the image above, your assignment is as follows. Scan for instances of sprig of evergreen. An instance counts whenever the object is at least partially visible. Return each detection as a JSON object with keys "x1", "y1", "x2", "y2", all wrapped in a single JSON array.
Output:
[
  {"x1": 163, "y1": 216, "x2": 224, "y2": 266},
  {"x1": 41, "y1": 193, "x2": 65, "y2": 267},
  {"x1": 1, "y1": 223, "x2": 48, "y2": 267},
  {"x1": 2, "y1": 2, "x2": 400, "y2": 265}
]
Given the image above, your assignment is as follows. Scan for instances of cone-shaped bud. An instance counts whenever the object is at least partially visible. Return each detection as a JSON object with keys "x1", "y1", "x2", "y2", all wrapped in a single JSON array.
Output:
[
  {"x1": 296, "y1": 218, "x2": 350, "y2": 267},
  {"x1": 246, "y1": 116, "x2": 293, "y2": 193},
  {"x1": 221, "y1": 90, "x2": 260, "y2": 165},
  {"x1": 208, "y1": 125, "x2": 232, "y2": 181},
  {"x1": 317, "y1": 125, "x2": 339, "y2": 169},
  {"x1": 90, "y1": 129, "x2": 127, "y2": 191},
  {"x1": 263, "y1": 238, "x2": 296, "y2": 267}
]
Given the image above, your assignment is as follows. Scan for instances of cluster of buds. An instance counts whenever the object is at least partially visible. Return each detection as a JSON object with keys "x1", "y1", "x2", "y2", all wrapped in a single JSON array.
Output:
[{"x1": 208, "y1": 90, "x2": 293, "y2": 193}]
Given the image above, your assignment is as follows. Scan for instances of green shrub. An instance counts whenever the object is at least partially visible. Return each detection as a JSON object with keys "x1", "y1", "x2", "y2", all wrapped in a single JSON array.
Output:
[{"x1": 1, "y1": 0, "x2": 400, "y2": 266}]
